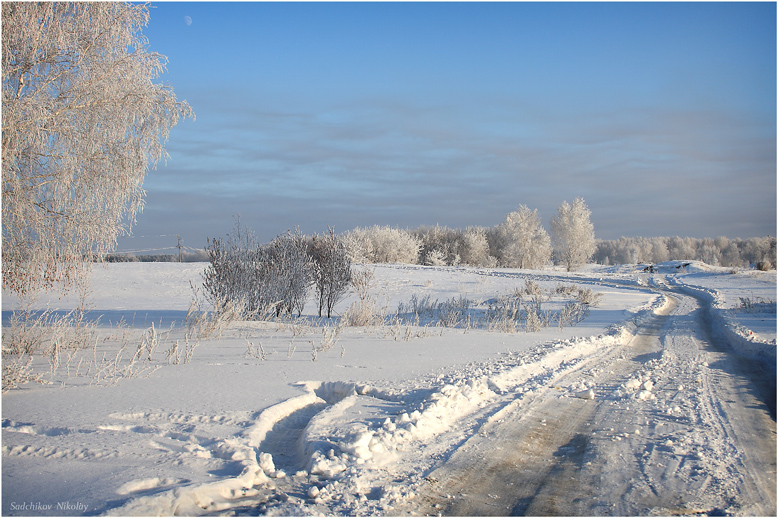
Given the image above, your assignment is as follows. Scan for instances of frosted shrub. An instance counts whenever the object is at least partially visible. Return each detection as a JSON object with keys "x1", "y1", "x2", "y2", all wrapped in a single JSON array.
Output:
[
  {"x1": 203, "y1": 221, "x2": 313, "y2": 319},
  {"x1": 270, "y1": 230, "x2": 314, "y2": 317},
  {"x1": 343, "y1": 267, "x2": 384, "y2": 326},
  {"x1": 407, "y1": 294, "x2": 437, "y2": 319},
  {"x1": 485, "y1": 293, "x2": 522, "y2": 333},
  {"x1": 414, "y1": 225, "x2": 460, "y2": 266},
  {"x1": 320, "y1": 322, "x2": 344, "y2": 352},
  {"x1": 3, "y1": 307, "x2": 56, "y2": 356},
  {"x1": 396, "y1": 294, "x2": 473, "y2": 328},
  {"x1": 310, "y1": 228, "x2": 352, "y2": 318},
  {"x1": 342, "y1": 225, "x2": 421, "y2": 264},
  {"x1": 186, "y1": 291, "x2": 247, "y2": 341},
  {"x1": 484, "y1": 281, "x2": 598, "y2": 333},
  {"x1": 350, "y1": 267, "x2": 375, "y2": 302},
  {"x1": 574, "y1": 286, "x2": 603, "y2": 307},
  {"x1": 437, "y1": 296, "x2": 471, "y2": 328},
  {"x1": 2, "y1": 354, "x2": 46, "y2": 393},
  {"x1": 424, "y1": 249, "x2": 448, "y2": 266},
  {"x1": 521, "y1": 280, "x2": 545, "y2": 304},
  {"x1": 2, "y1": 302, "x2": 101, "y2": 390},
  {"x1": 343, "y1": 298, "x2": 385, "y2": 327},
  {"x1": 556, "y1": 301, "x2": 589, "y2": 329},
  {"x1": 524, "y1": 301, "x2": 550, "y2": 333},
  {"x1": 739, "y1": 297, "x2": 776, "y2": 313}
]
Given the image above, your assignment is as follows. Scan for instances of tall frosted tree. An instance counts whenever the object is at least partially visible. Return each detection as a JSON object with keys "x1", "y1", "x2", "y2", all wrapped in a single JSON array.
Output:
[
  {"x1": 2, "y1": 2, "x2": 193, "y2": 294},
  {"x1": 496, "y1": 205, "x2": 551, "y2": 269},
  {"x1": 550, "y1": 198, "x2": 596, "y2": 271}
]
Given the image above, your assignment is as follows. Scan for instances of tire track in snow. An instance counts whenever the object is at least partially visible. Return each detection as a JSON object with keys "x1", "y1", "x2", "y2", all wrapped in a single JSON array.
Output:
[{"x1": 255, "y1": 400, "x2": 327, "y2": 473}]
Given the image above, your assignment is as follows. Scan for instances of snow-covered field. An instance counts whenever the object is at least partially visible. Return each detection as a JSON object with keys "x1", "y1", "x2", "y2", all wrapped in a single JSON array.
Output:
[{"x1": 2, "y1": 261, "x2": 775, "y2": 516}]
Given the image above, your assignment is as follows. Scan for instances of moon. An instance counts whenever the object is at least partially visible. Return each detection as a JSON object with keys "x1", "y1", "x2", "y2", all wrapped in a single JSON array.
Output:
[{"x1": 184, "y1": 15, "x2": 192, "y2": 26}]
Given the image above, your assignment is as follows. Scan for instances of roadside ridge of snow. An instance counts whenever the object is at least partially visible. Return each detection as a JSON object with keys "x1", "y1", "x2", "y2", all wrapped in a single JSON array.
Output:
[{"x1": 668, "y1": 277, "x2": 776, "y2": 361}]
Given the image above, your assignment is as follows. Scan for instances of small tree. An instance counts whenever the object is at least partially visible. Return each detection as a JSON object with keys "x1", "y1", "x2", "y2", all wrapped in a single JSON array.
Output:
[
  {"x1": 310, "y1": 228, "x2": 352, "y2": 318},
  {"x1": 495, "y1": 205, "x2": 551, "y2": 269},
  {"x1": 2, "y1": 3, "x2": 193, "y2": 294},
  {"x1": 458, "y1": 226, "x2": 494, "y2": 267},
  {"x1": 550, "y1": 198, "x2": 596, "y2": 271}
]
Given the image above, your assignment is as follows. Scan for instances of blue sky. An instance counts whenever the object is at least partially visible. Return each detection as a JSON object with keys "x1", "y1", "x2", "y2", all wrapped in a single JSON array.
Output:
[{"x1": 118, "y1": 2, "x2": 776, "y2": 254}]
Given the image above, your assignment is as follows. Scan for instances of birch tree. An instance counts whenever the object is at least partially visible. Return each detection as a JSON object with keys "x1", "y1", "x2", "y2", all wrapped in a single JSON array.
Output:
[
  {"x1": 550, "y1": 198, "x2": 596, "y2": 271},
  {"x1": 2, "y1": 2, "x2": 193, "y2": 294},
  {"x1": 496, "y1": 205, "x2": 551, "y2": 269}
]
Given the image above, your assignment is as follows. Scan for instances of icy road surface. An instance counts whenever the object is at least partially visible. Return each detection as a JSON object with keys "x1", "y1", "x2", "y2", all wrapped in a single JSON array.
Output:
[{"x1": 404, "y1": 287, "x2": 776, "y2": 516}]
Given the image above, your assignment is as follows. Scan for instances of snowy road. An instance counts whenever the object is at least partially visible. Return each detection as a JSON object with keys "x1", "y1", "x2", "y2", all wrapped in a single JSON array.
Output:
[{"x1": 404, "y1": 287, "x2": 776, "y2": 516}]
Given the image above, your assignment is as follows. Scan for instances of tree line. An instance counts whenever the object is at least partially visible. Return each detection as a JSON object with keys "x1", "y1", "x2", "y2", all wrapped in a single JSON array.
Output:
[
  {"x1": 342, "y1": 198, "x2": 597, "y2": 271},
  {"x1": 109, "y1": 196, "x2": 775, "y2": 273},
  {"x1": 593, "y1": 235, "x2": 775, "y2": 270}
]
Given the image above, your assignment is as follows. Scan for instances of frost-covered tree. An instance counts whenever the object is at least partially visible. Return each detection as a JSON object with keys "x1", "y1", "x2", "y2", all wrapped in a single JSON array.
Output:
[
  {"x1": 310, "y1": 228, "x2": 352, "y2": 318},
  {"x1": 668, "y1": 237, "x2": 697, "y2": 261},
  {"x1": 413, "y1": 225, "x2": 459, "y2": 266},
  {"x1": 550, "y1": 198, "x2": 596, "y2": 271},
  {"x1": 458, "y1": 226, "x2": 495, "y2": 267},
  {"x1": 650, "y1": 239, "x2": 670, "y2": 264},
  {"x1": 2, "y1": 2, "x2": 193, "y2": 295},
  {"x1": 495, "y1": 206, "x2": 551, "y2": 269},
  {"x1": 697, "y1": 238, "x2": 722, "y2": 266}
]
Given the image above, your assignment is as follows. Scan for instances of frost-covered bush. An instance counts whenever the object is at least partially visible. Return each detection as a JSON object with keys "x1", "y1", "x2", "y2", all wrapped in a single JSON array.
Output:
[
  {"x1": 342, "y1": 225, "x2": 421, "y2": 264},
  {"x1": 343, "y1": 298, "x2": 385, "y2": 327},
  {"x1": 203, "y1": 222, "x2": 313, "y2": 319},
  {"x1": 485, "y1": 292, "x2": 522, "y2": 332},
  {"x1": 738, "y1": 297, "x2": 777, "y2": 313},
  {"x1": 396, "y1": 294, "x2": 472, "y2": 328},
  {"x1": 410, "y1": 225, "x2": 497, "y2": 267},
  {"x1": 437, "y1": 296, "x2": 471, "y2": 327},
  {"x1": 343, "y1": 266, "x2": 384, "y2": 327},
  {"x1": 310, "y1": 228, "x2": 352, "y2": 318}
]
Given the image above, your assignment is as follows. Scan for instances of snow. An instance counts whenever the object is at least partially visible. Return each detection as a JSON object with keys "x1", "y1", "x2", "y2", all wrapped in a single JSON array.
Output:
[{"x1": 2, "y1": 262, "x2": 775, "y2": 515}]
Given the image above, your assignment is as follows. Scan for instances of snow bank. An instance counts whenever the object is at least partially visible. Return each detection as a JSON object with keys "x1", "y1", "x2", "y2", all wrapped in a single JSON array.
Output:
[{"x1": 668, "y1": 275, "x2": 776, "y2": 363}]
